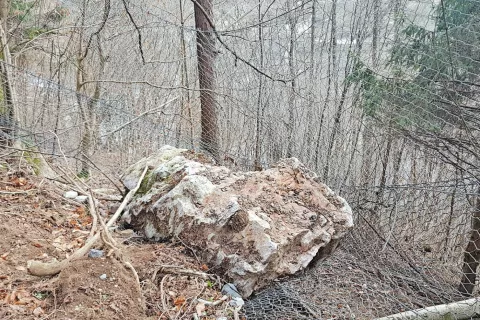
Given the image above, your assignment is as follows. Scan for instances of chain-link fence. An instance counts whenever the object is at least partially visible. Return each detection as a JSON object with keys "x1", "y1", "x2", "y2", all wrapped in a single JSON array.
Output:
[{"x1": 1, "y1": 0, "x2": 480, "y2": 318}]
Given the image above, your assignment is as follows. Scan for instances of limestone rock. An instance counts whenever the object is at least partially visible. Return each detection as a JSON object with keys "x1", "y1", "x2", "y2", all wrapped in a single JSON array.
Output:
[{"x1": 121, "y1": 146, "x2": 353, "y2": 297}]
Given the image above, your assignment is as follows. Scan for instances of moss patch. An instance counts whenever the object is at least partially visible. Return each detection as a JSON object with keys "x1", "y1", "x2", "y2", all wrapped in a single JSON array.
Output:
[
  {"x1": 22, "y1": 144, "x2": 42, "y2": 175},
  {"x1": 136, "y1": 169, "x2": 154, "y2": 195}
]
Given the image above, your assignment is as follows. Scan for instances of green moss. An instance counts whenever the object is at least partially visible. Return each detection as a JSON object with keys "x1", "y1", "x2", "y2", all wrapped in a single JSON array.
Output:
[
  {"x1": 136, "y1": 170, "x2": 154, "y2": 195},
  {"x1": 23, "y1": 147, "x2": 42, "y2": 175},
  {"x1": 25, "y1": 27, "x2": 48, "y2": 40}
]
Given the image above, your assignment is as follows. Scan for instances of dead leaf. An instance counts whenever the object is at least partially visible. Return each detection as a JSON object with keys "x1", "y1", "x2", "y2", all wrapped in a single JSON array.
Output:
[
  {"x1": 200, "y1": 264, "x2": 209, "y2": 271},
  {"x1": 32, "y1": 243, "x2": 43, "y2": 248},
  {"x1": 173, "y1": 296, "x2": 186, "y2": 308},
  {"x1": 195, "y1": 302, "x2": 206, "y2": 316},
  {"x1": 5, "y1": 289, "x2": 31, "y2": 305},
  {"x1": 74, "y1": 206, "x2": 85, "y2": 216},
  {"x1": 0, "y1": 275, "x2": 8, "y2": 280},
  {"x1": 8, "y1": 177, "x2": 28, "y2": 187},
  {"x1": 33, "y1": 307, "x2": 44, "y2": 316},
  {"x1": 1, "y1": 252, "x2": 9, "y2": 260},
  {"x1": 63, "y1": 294, "x2": 73, "y2": 304}
]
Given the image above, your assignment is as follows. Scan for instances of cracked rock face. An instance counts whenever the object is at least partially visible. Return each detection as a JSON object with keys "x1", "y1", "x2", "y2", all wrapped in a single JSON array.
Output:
[{"x1": 121, "y1": 145, "x2": 354, "y2": 297}]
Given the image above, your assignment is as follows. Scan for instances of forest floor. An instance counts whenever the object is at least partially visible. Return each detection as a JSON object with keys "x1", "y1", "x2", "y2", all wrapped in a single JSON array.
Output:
[
  {"x1": 0, "y1": 159, "x2": 230, "y2": 320},
  {"x1": 0, "y1": 155, "x2": 465, "y2": 320}
]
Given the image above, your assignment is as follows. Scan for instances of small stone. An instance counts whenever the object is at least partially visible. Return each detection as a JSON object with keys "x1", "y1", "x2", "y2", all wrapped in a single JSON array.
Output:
[
  {"x1": 88, "y1": 249, "x2": 104, "y2": 258},
  {"x1": 216, "y1": 317, "x2": 228, "y2": 320},
  {"x1": 99, "y1": 274, "x2": 107, "y2": 280},
  {"x1": 64, "y1": 191, "x2": 78, "y2": 199},
  {"x1": 75, "y1": 195, "x2": 88, "y2": 203},
  {"x1": 221, "y1": 283, "x2": 242, "y2": 299}
]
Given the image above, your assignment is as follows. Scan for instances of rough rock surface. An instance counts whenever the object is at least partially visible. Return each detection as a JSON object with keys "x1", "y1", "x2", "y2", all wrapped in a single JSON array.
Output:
[{"x1": 121, "y1": 146, "x2": 353, "y2": 297}]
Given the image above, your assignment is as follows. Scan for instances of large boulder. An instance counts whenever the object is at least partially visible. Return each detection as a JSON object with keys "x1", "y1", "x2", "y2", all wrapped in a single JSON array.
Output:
[{"x1": 121, "y1": 146, "x2": 353, "y2": 297}]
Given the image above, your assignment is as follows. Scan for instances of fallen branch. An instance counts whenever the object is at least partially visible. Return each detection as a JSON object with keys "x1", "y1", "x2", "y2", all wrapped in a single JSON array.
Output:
[
  {"x1": 375, "y1": 297, "x2": 480, "y2": 320},
  {"x1": 160, "y1": 275, "x2": 173, "y2": 319},
  {"x1": 27, "y1": 166, "x2": 149, "y2": 276},
  {"x1": 0, "y1": 189, "x2": 36, "y2": 195},
  {"x1": 154, "y1": 264, "x2": 212, "y2": 280},
  {"x1": 197, "y1": 296, "x2": 228, "y2": 306}
]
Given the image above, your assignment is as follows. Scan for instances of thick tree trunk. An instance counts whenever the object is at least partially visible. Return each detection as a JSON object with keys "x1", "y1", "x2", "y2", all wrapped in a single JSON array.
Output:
[
  {"x1": 458, "y1": 186, "x2": 480, "y2": 296},
  {"x1": 194, "y1": 0, "x2": 219, "y2": 161}
]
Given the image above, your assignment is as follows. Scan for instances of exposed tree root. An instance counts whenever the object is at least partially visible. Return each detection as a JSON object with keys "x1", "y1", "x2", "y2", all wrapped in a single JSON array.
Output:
[{"x1": 27, "y1": 166, "x2": 149, "y2": 278}]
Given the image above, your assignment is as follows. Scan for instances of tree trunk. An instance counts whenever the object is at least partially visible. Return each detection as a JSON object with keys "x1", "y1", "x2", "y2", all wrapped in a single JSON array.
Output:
[
  {"x1": 286, "y1": 8, "x2": 296, "y2": 158},
  {"x1": 194, "y1": 0, "x2": 219, "y2": 161},
  {"x1": 458, "y1": 186, "x2": 480, "y2": 296},
  {"x1": 321, "y1": 0, "x2": 338, "y2": 182},
  {"x1": 254, "y1": 0, "x2": 264, "y2": 171},
  {"x1": 0, "y1": 0, "x2": 18, "y2": 146},
  {"x1": 372, "y1": 0, "x2": 380, "y2": 66},
  {"x1": 179, "y1": 0, "x2": 193, "y2": 149},
  {"x1": 304, "y1": 0, "x2": 317, "y2": 164}
]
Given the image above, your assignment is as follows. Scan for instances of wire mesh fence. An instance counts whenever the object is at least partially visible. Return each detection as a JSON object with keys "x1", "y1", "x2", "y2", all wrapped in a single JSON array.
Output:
[{"x1": 1, "y1": 0, "x2": 480, "y2": 318}]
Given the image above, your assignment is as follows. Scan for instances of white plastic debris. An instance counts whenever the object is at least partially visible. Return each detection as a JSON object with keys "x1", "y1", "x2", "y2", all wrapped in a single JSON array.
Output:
[
  {"x1": 64, "y1": 191, "x2": 78, "y2": 199},
  {"x1": 99, "y1": 274, "x2": 107, "y2": 280},
  {"x1": 229, "y1": 297, "x2": 245, "y2": 308}
]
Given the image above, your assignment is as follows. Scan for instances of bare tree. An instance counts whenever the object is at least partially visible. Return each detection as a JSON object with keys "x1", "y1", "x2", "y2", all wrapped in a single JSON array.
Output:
[
  {"x1": 75, "y1": 0, "x2": 109, "y2": 176},
  {"x1": 254, "y1": 0, "x2": 265, "y2": 171},
  {"x1": 178, "y1": 0, "x2": 194, "y2": 149},
  {"x1": 286, "y1": 1, "x2": 298, "y2": 158},
  {"x1": 0, "y1": 0, "x2": 17, "y2": 145},
  {"x1": 193, "y1": 0, "x2": 219, "y2": 161}
]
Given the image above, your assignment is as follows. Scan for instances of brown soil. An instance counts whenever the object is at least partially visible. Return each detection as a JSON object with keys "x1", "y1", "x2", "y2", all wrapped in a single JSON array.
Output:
[{"x1": 55, "y1": 258, "x2": 143, "y2": 320}]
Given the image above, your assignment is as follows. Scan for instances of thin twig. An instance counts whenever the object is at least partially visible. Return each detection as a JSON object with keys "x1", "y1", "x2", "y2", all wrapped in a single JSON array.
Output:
[
  {"x1": 190, "y1": 0, "x2": 293, "y2": 84},
  {"x1": 121, "y1": 0, "x2": 145, "y2": 64},
  {"x1": 101, "y1": 97, "x2": 178, "y2": 137},
  {"x1": 0, "y1": 189, "x2": 35, "y2": 195}
]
